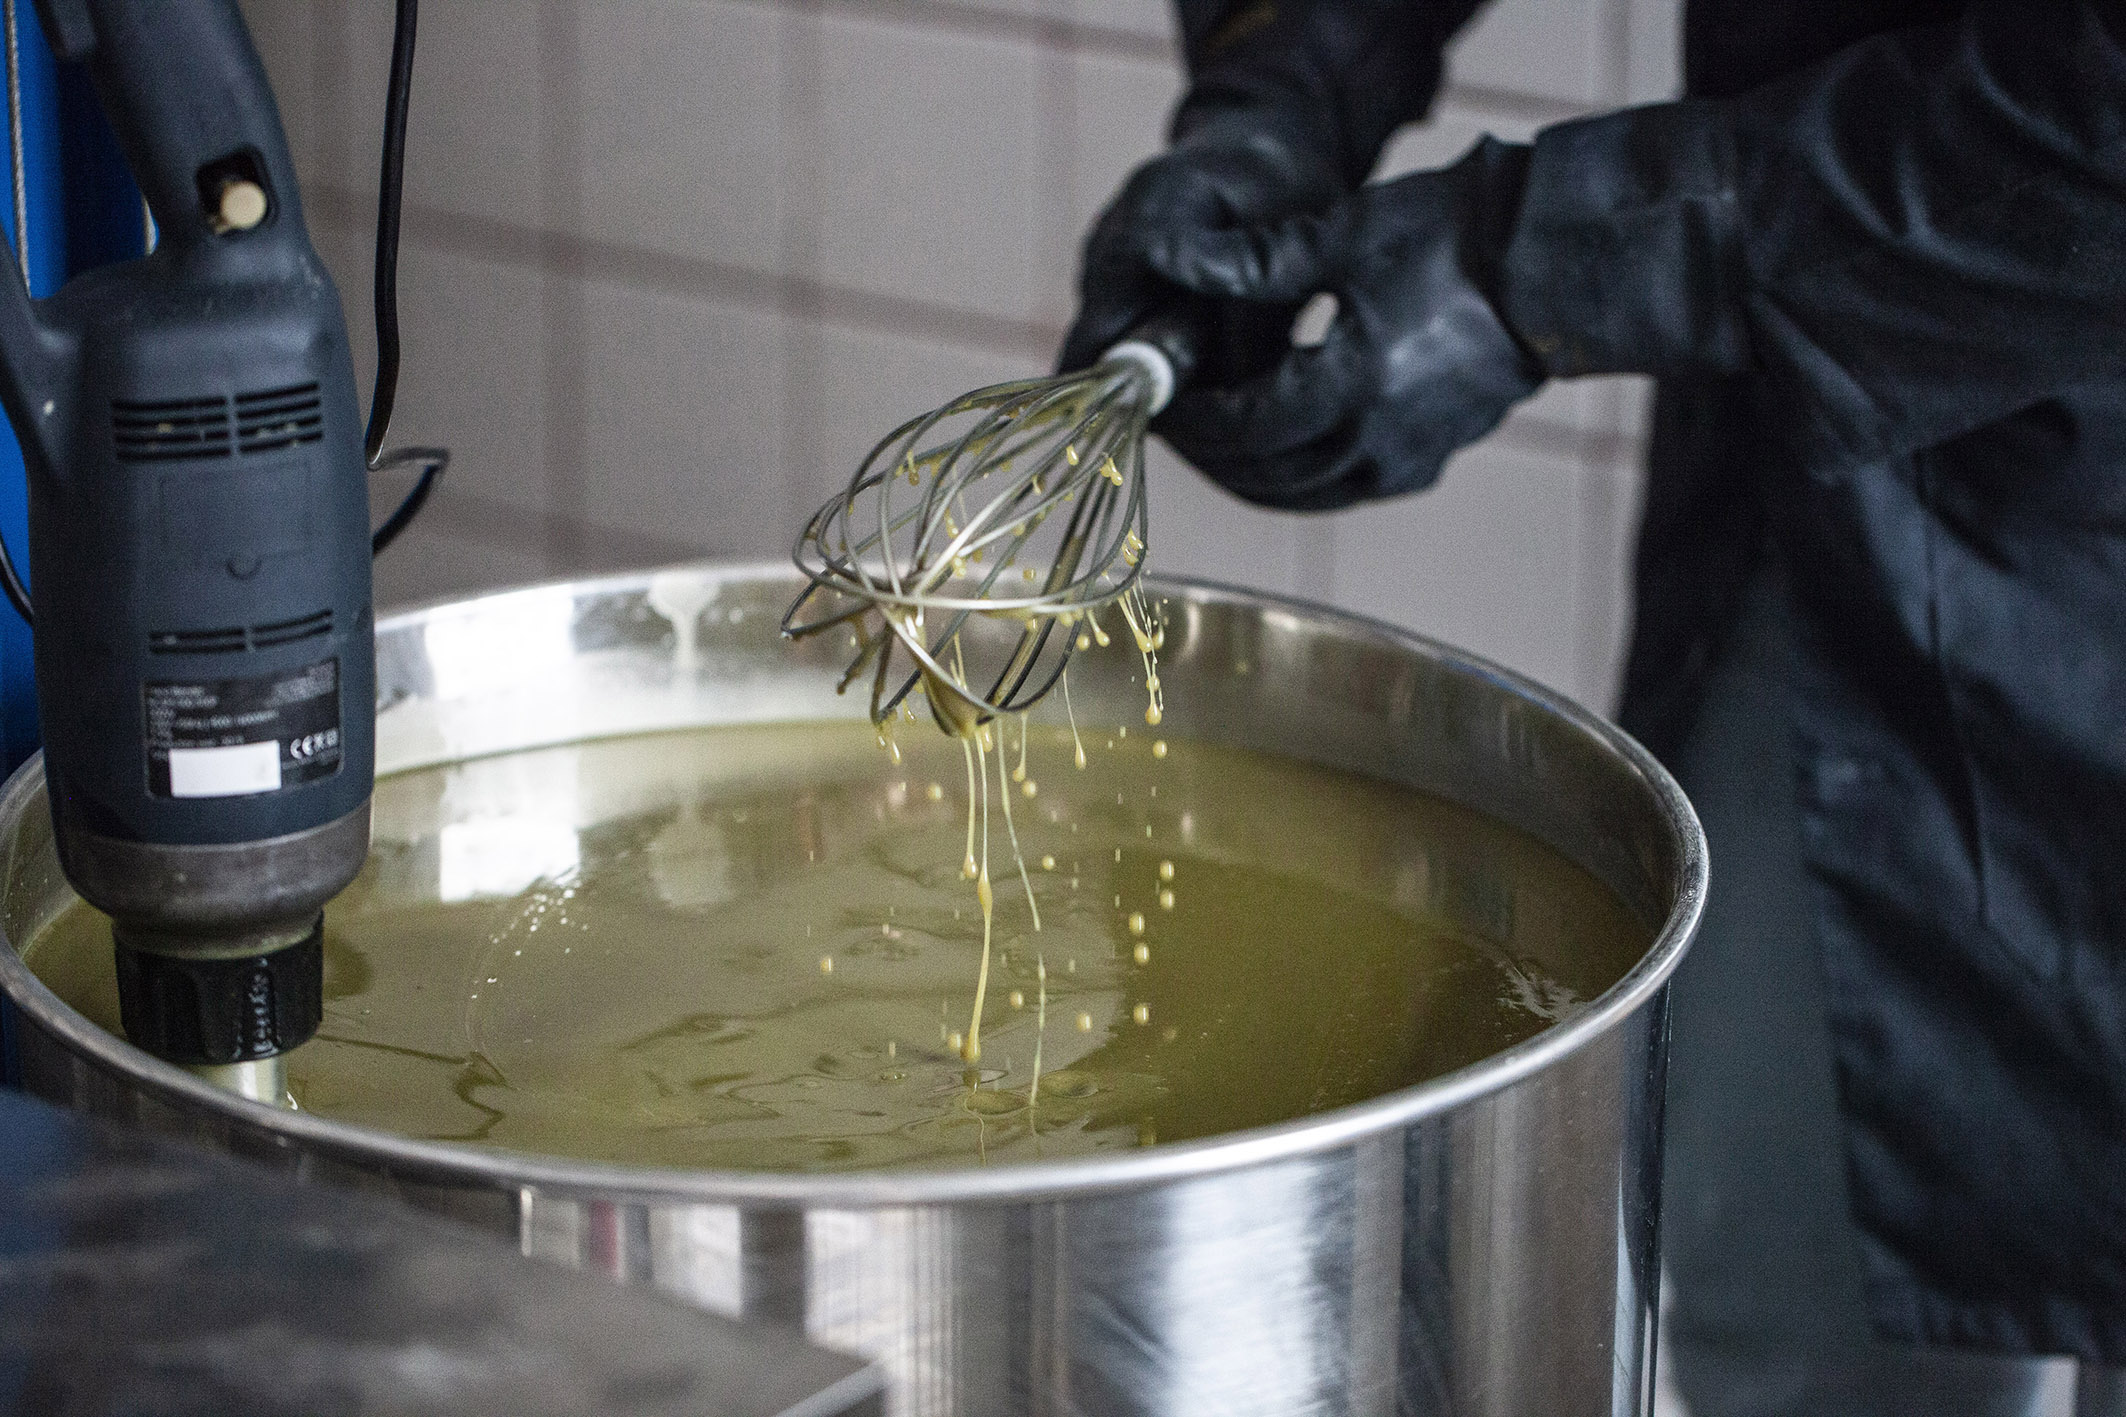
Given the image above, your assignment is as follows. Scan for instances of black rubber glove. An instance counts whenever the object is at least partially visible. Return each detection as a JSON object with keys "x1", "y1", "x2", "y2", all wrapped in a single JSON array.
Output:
[
  {"x1": 1058, "y1": 114, "x2": 1340, "y2": 381},
  {"x1": 1152, "y1": 136, "x2": 1544, "y2": 511},
  {"x1": 1060, "y1": 0, "x2": 1476, "y2": 378}
]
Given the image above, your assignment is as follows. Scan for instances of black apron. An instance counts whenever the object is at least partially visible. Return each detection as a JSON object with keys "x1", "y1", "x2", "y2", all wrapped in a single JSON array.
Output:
[{"x1": 1620, "y1": 0, "x2": 2126, "y2": 1362}]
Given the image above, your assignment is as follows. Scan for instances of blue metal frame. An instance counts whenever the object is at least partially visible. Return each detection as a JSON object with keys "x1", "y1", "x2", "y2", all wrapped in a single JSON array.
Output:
[
  {"x1": 0, "y1": 3, "x2": 143, "y2": 1087},
  {"x1": 0, "y1": 4, "x2": 143, "y2": 780}
]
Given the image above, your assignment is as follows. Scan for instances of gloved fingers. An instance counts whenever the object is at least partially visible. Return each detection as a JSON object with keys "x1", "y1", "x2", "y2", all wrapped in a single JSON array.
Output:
[
  {"x1": 1141, "y1": 206, "x2": 1348, "y2": 306},
  {"x1": 1156, "y1": 312, "x2": 1369, "y2": 460},
  {"x1": 1060, "y1": 282, "x2": 1158, "y2": 373},
  {"x1": 1200, "y1": 298, "x2": 1308, "y2": 385},
  {"x1": 1184, "y1": 414, "x2": 1460, "y2": 510},
  {"x1": 1185, "y1": 435, "x2": 1376, "y2": 511},
  {"x1": 1063, "y1": 153, "x2": 1284, "y2": 371}
]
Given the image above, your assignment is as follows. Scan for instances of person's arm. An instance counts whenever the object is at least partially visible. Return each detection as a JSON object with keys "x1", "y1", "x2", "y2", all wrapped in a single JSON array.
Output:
[
  {"x1": 1502, "y1": 1, "x2": 2126, "y2": 469},
  {"x1": 1060, "y1": 0, "x2": 1489, "y2": 371},
  {"x1": 1142, "y1": 0, "x2": 2126, "y2": 507},
  {"x1": 1171, "y1": 0, "x2": 1484, "y2": 183}
]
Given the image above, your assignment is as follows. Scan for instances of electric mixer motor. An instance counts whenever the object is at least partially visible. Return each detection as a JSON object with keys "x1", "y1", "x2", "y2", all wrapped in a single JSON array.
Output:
[{"x1": 0, "y1": 0, "x2": 438, "y2": 1088}]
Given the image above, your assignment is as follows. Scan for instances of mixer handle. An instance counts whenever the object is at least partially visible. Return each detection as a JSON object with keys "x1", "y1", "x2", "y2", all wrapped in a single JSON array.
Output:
[
  {"x1": 39, "y1": 0, "x2": 313, "y2": 258},
  {"x1": 0, "y1": 0, "x2": 316, "y2": 477}
]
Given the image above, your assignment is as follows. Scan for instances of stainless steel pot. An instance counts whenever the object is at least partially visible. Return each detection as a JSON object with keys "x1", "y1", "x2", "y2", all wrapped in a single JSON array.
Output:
[{"x1": 0, "y1": 562, "x2": 1705, "y2": 1417}]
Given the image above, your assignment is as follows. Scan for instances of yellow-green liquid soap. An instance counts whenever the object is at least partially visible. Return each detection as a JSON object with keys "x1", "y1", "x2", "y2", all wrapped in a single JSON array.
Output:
[{"x1": 24, "y1": 721, "x2": 1647, "y2": 1172}]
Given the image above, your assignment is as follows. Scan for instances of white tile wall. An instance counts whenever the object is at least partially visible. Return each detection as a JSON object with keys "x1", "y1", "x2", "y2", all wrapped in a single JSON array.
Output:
[
  {"x1": 248, "y1": 0, "x2": 1679, "y2": 709},
  {"x1": 578, "y1": 276, "x2": 791, "y2": 557},
  {"x1": 1063, "y1": 0, "x2": 1175, "y2": 42},
  {"x1": 1141, "y1": 441, "x2": 1315, "y2": 600},
  {"x1": 387, "y1": 243, "x2": 551, "y2": 517},
  {"x1": 1447, "y1": 0, "x2": 1623, "y2": 107},
  {"x1": 1067, "y1": 47, "x2": 1180, "y2": 237},
  {"x1": 1575, "y1": 455, "x2": 1644, "y2": 700},
  {"x1": 315, "y1": 0, "x2": 546, "y2": 225},
  {"x1": 577, "y1": 0, "x2": 787, "y2": 272},
  {"x1": 815, "y1": 11, "x2": 1046, "y2": 323},
  {"x1": 1627, "y1": 0, "x2": 1685, "y2": 102},
  {"x1": 1328, "y1": 439, "x2": 1592, "y2": 698},
  {"x1": 242, "y1": 0, "x2": 317, "y2": 181},
  {"x1": 370, "y1": 498, "x2": 560, "y2": 610},
  {"x1": 812, "y1": 320, "x2": 1046, "y2": 504}
]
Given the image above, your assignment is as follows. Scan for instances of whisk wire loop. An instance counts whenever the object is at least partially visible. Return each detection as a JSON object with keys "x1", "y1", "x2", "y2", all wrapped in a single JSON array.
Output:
[{"x1": 786, "y1": 352, "x2": 1159, "y2": 728}]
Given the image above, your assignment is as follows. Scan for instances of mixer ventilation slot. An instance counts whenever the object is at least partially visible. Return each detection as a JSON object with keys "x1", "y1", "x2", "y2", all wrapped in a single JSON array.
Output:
[
  {"x1": 235, "y1": 382, "x2": 323, "y2": 454},
  {"x1": 112, "y1": 396, "x2": 232, "y2": 462},
  {"x1": 250, "y1": 609, "x2": 333, "y2": 647},
  {"x1": 113, "y1": 382, "x2": 323, "y2": 463},
  {"x1": 149, "y1": 609, "x2": 331, "y2": 656}
]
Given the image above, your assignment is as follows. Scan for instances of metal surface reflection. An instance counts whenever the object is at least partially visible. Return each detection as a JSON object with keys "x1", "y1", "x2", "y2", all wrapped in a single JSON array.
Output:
[{"x1": 0, "y1": 562, "x2": 1703, "y2": 1417}]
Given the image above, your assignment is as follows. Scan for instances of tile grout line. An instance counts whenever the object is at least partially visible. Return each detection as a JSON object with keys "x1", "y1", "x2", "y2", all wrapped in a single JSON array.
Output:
[
  {"x1": 726, "y1": 0, "x2": 1609, "y2": 129},
  {"x1": 777, "y1": 0, "x2": 828, "y2": 526},
  {"x1": 401, "y1": 484, "x2": 708, "y2": 568},
  {"x1": 307, "y1": 184, "x2": 1063, "y2": 358},
  {"x1": 540, "y1": 0, "x2": 590, "y2": 573},
  {"x1": 728, "y1": 0, "x2": 1174, "y2": 65},
  {"x1": 306, "y1": 187, "x2": 1642, "y2": 447},
  {"x1": 1034, "y1": 13, "x2": 1080, "y2": 339},
  {"x1": 1599, "y1": 0, "x2": 1635, "y2": 104},
  {"x1": 723, "y1": 0, "x2": 1598, "y2": 128}
]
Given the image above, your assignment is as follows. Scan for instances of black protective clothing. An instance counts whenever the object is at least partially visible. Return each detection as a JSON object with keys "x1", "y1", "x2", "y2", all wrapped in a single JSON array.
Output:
[
  {"x1": 1071, "y1": 0, "x2": 2126, "y2": 1365},
  {"x1": 1663, "y1": 554, "x2": 2103, "y2": 1416},
  {"x1": 1530, "y1": 1, "x2": 2126, "y2": 1363}
]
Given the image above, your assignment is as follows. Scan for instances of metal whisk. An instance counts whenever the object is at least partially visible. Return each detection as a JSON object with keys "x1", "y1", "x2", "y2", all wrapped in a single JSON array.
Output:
[{"x1": 784, "y1": 335, "x2": 1181, "y2": 734}]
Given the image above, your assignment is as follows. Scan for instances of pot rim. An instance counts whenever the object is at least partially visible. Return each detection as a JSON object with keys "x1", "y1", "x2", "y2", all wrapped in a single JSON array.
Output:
[{"x1": 0, "y1": 559, "x2": 1706, "y2": 1208}]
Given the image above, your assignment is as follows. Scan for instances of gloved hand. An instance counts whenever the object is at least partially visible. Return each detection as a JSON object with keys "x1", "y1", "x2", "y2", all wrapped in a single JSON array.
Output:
[
  {"x1": 1061, "y1": 0, "x2": 1471, "y2": 380},
  {"x1": 1152, "y1": 136, "x2": 1545, "y2": 511},
  {"x1": 1058, "y1": 116, "x2": 1340, "y2": 379}
]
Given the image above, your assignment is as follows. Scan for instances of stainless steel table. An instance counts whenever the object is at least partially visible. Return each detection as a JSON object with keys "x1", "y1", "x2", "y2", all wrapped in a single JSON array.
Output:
[{"x1": 0, "y1": 1085, "x2": 882, "y2": 1416}]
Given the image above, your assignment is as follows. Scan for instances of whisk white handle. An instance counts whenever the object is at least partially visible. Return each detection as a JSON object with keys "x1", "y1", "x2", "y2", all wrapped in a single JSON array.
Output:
[{"x1": 1100, "y1": 339, "x2": 1178, "y2": 416}]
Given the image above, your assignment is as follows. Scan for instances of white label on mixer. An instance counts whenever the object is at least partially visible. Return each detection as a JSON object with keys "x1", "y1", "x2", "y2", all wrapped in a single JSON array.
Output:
[
  {"x1": 166, "y1": 740, "x2": 283, "y2": 798},
  {"x1": 143, "y1": 658, "x2": 341, "y2": 798}
]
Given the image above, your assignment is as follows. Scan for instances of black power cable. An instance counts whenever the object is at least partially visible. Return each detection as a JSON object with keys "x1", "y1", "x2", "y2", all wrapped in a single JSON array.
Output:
[
  {"x1": 365, "y1": 0, "x2": 447, "y2": 555},
  {"x1": 0, "y1": 512, "x2": 26, "y2": 624}
]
